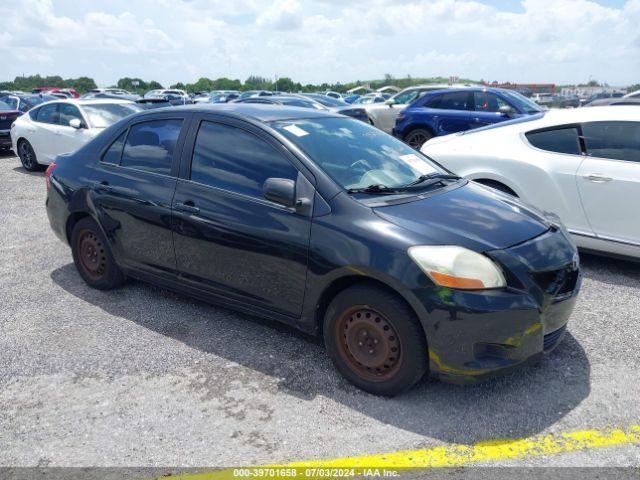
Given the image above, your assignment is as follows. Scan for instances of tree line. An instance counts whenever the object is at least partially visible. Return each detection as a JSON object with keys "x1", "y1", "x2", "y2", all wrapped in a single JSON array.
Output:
[{"x1": 2, "y1": 74, "x2": 638, "y2": 96}]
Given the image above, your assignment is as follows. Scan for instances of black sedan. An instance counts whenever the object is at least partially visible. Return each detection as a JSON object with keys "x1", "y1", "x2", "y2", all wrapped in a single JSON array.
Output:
[{"x1": 45, "y1": 104, "x2": 581, "y2": 395}]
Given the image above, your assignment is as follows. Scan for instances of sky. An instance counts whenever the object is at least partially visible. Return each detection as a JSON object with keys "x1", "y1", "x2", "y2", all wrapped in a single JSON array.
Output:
[{"x1": 1, "y1": 0, "x2": 639, "y2": 87}]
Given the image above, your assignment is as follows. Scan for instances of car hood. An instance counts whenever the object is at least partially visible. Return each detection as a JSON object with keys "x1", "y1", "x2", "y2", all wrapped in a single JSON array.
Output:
[{"x1": 373, "y1": 182, "x2": 550, "y2": 252}]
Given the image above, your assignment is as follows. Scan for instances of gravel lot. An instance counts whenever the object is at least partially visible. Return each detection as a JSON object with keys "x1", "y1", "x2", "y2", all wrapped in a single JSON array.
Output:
[{"x1": 1, "y1": 152, "x2": 639, "y2": 469}]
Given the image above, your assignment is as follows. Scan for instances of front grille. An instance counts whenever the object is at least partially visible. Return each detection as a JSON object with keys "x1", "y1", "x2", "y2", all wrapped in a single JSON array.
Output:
[{"x1": 543, "y1": 325, "x2": 566, "y2": 351}]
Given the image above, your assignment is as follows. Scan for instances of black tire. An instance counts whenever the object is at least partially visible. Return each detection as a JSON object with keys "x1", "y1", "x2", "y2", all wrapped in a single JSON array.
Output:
[
  {"x1": 475, "y1": 179, "x2": 518, "y2": 197},
  {"x1": 404, "y1": 128, "x2": 433, "y2": 150},
  {"x1": 71, "y1": 217, "x2": 125, "y2": 290},
  {"x1": 17, "y1": 139, "x2": 40, "y2": 171},
  {"x1": 323, "y1": 284, "x2": 428, "y2": 396}
]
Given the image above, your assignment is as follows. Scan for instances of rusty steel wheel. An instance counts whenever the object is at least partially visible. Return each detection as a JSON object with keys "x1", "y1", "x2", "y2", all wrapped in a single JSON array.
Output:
[
  {"x1": 76, "y1": 229, "x2": 107, "y2": 280},
  {"x1": 335, "y1": 306, "x2": 403, "y2": 381}
]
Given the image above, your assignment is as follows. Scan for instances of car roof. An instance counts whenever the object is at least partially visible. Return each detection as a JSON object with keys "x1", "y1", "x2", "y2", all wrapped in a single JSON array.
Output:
[
  {"x1": 133, "y1": 103, "x2": 340, "y2": 122},
  {"x1": 40, "y1": 98, "x2": 136, "y2": 106}
]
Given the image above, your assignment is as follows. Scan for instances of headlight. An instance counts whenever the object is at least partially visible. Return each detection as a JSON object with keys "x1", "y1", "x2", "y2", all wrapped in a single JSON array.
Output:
[{"x1": 408, "y1": 245, "x2": 506, "y2": 290}]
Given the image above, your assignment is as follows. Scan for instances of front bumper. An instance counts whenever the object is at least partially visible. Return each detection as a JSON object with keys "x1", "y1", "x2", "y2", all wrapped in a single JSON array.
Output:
[{"x1": 412, "y1": 228, "x2": 581, "y2": 384}]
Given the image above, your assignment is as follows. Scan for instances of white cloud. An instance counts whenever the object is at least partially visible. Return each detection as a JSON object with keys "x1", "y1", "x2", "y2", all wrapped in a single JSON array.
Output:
[{"x1": 0, "y1": 0, "x2": 638, "y2": 87}]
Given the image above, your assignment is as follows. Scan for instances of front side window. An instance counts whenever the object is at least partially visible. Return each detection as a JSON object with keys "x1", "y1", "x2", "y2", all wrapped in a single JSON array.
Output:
[
  {"x1": 526, "y1": 127, "x2": 582, "y2": 155},
  {"x1": 58, "y1": 104, "x2": 85, "y2": 127},
  {"x1": 272, "y1": 117, "x2": 446, "y2": 190},
  {"x1": 120, "y1": 119, "x2": 183, "y2": 175},
  {"x1": 473, "y1": 92, "x2": 508, "y2": 112},
  {"x1": 582, "y1": 121, "x2": 640, "y2": 162},
  {"x1": 190, "y1": 121, "x2": 297, "y2": 198},
  {"x1": 36, "y1": 103, "x2": 59, "y2": 124}
]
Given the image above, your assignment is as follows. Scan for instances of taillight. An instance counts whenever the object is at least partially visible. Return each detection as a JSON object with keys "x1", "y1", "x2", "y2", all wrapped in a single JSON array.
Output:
[{"x1": 45, "y1": 163, "x2": 57, "y2": 192}]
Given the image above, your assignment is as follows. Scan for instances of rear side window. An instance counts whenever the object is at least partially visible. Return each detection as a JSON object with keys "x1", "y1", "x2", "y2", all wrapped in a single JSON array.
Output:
[
  {"x1": 190, "y1": 121, "x2": 297, "y2": 198},
  {"x1": 526, "y1": 127, "x2": 582, "y2": 155},
  {"x1": 36, "y1": 104, "x2": 59, "y2": 124},
  {"x1": 120, "y1": 119, "x2": 183, "y2": 175},
  {"x1": 101, "y1": 131, "x2": 126, "y2": 164},
  {"x1": 427, "y1": 92, "x2": 470, "y2": 110},
  {"x1": 582, "y1": 121, "x2": 640, "y2": 162}
]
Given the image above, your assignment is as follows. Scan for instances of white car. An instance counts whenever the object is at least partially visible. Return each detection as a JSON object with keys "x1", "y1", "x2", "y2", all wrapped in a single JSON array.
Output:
[
  {"x1": 624, "y1": 89, "x2": 640, "y2": 99},
  {"x1": 11, "y1": 99, "x2": 142, "y2": 171},
  {"x1": 364, "y1": 84, "x2": 476, "y2": 133},
  {"x1": 144, "y1": 89, "x2": 189, "y2": 101},
  {"x1": 421, "y1": 106, "x2": 640, "y2": 259}
]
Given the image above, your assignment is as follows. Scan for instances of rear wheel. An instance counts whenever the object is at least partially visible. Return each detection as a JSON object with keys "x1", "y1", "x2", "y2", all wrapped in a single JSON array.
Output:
[
  {"x1": 18, "y1": 140, "x2": 40, "y2": 171},
  {"x1": 323, "y1": 284, "x2": 428, "y2": 396},
  {"x1": 71, "y1": 217, "x2": 125, "y2": 290},
  {"x1": 404, "y1": 129, "x2": 433, "y2": 150}
]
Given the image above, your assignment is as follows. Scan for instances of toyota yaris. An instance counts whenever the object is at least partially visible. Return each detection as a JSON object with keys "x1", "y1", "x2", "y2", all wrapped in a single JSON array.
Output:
[{"x1": 45, "y1": 104, "x2": 581, "y2": 396}]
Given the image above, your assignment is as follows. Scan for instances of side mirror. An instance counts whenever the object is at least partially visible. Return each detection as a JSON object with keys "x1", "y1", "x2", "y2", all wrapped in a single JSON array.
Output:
[
  {"x1": 498, "y1": 105, "x2": 515, "y2": 117},
  {"x1": 385, "y1": 99, "x2": 396, "y2": 107},
  {"x1": 263, "y1": 178, "x2": 296, "y2": 207},
  {"x1": 69, "y1": 118, "x2": 83, "y2": 129}
]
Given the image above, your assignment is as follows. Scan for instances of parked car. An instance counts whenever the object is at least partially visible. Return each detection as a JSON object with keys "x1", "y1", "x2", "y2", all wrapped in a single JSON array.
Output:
[
  {"x1": 394, "y1": 87, "x2": 543, "y2": 149},
  {"x1": 234, "y1": 95, "x2": 369, "y2": 122},
  {"x1": 362, "y1": 84, "x2": 476, "y2": 134},
  {"x1": 135, "y1": 98, "x2": 173, "y2": 109},
  {"x1": 299, "y1": 93, "x2": 349, "y2": 107},
  {"x1": 421, "y1": 106, "x2": 640, "y2": 259},
  {"x1": 44, "y1": 103, "x2": 580, "y2": 395},
  {"x1": 532, "y1": 93, "x2": 554, "y2": 107},
  {"x1": 144, "y1": 89, "x2": 190, "y2": 103},
  {"x1": 551, "y1": 95, "x2": 580, "y2": 108},
  {"x1": 352, "y1": 93, "x2": 391, "y2": 105},
  {"x1": 0, "y1": 99, "x2": 21, "y2": 151},
  {"x1": 32, "y1": 87, "x2": 80, "y2": 98},
  {"x1": 585, "y1": 97, "x2": 640, "y2": 107},
  {"x1": 343, "y1": 94, "x2": 361, "y2": 104},
  {"x1": 581, "y1": 92, "x2": 625, "y2": 106},
  {"x1": 209, "y1": 91, "x2": 240, "y2": 103},
  {"x1": 623, "y1": 89, "x2": 640, "y2": 99},
  {"x1": 81, "y1": 91, "x2": 141, "y2": 102},
  {"x1": 11, "y1": 99, "x2": 142, "y2": 170},
  {"x1": 0, "y1": 92, "x2": 58, "y2": 113},
  {"x1": 237, "y1": 90, "x2": 275, "y2": 100}
]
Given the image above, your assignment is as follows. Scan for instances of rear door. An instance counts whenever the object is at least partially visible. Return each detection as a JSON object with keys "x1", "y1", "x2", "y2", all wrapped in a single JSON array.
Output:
[
  {"x1": 172, "y1": 116, "x2": 313, "y2": 317},
  {"x1": 31, "y1": 103, "x2": 61, "y2": 163},
  {"x1": 90, "y1": 115, "x2": 190, "y2": 277},
  {"x1": 576, "y1": 121, "x2": 640, "y2": 244},
  {"x1": 428, "y1": 91, "x2": 475, "y2": 135}
]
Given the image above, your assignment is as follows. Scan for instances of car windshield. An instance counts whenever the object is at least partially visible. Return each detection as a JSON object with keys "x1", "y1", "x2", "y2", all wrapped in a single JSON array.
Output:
[
  {"x1": 502, "y1": 90, "x2": 543, "y2": 113},
  {"x1": 82, "y1": 103, "x2": 143, "y2": 128},
  {"x1": 272, "y1": 117, "x2": 447, "y2": 191},
  {"x1": 0, "y1": 97, "x2": 17, "y2": 109},
  {"x1": 304, "y1": 95, "x2": 347, "y2": 107}
]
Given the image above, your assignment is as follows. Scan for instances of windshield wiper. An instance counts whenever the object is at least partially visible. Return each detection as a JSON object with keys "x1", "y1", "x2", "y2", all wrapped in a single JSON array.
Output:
[
  {"x1": 401, "y1": 173, "x2": 460, "y2": 189},
  {"x1": 347, "y1": 184, "x2": 399, "y2": 195}
]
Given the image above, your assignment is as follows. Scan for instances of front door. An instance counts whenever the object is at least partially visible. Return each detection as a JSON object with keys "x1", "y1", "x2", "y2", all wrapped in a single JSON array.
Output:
[
  {"x1": 576, "y1": 121, "x2": 640, "y2": 245},
  {"x1": 172, "y1": 118, "x2": 312, "y2": 317}
]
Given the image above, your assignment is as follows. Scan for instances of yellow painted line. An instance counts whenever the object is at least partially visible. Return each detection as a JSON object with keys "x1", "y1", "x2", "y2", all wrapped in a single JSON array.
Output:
[{"x1": 162, "y1": 424, "x2": 640, "y2": 479}]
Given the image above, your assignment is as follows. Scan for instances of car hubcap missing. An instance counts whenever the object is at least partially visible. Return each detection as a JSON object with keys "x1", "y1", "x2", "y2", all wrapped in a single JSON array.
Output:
[
  {"x1": 77, "y1": 230, "x2": 107, "y2": 280},
  {"x1": 336, "y1": 307, "x2": 401, "y2": 381}
]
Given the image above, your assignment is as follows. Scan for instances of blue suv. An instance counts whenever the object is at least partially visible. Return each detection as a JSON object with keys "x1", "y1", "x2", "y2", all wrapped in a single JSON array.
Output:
[{"x1": 394, "y1": 87, "x2": 543, "y2": 149}]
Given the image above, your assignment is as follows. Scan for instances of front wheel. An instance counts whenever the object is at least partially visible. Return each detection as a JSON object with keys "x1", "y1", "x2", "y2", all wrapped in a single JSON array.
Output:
[
  {"x1": 18, "y1": 140, "x2": 40, "y2": 171},
  {"x1": 404, "y1": 129, "x2": 433, "y2": 150},
  {"x1": 323, "y1": 284, "x2": 428, "y2": 396},
  {"x1": 71, "y1": 217, "x2": 125, "y2": 290}
]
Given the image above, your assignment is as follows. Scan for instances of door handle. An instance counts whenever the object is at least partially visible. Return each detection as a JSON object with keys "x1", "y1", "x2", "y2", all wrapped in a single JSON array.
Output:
[
  {"x1": 174, "y1": 201, "x2": 200, "y2": 214},
  {"x1": 584, "y1": 173, "x2": 613, "y2": 183},
  {"x1": 92, "y1": 181, "x2": 112, "y2": 192}
]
